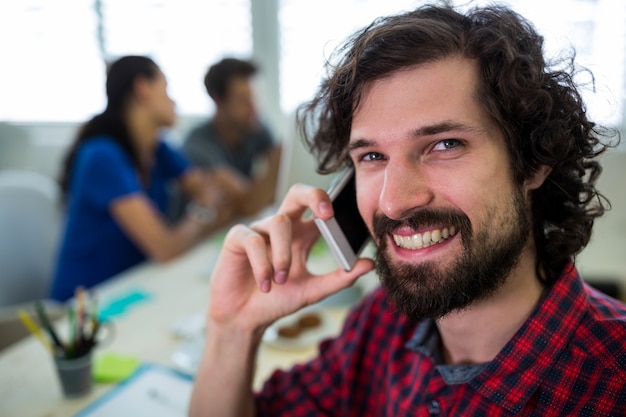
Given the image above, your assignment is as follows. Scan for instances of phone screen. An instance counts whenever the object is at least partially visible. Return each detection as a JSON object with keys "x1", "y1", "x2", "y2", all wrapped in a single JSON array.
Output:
[
  {"x1": 315, "y1": 168, "x2": 371, "y2": 270},
  {"x1": 331, "y1": 173, "x2": 370, "y2": 254}
]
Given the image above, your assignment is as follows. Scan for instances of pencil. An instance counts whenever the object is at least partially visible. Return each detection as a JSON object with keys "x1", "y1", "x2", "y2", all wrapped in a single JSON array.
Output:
[{"x1": 17, "y1": 309, "x2": 53, "y2": 354}]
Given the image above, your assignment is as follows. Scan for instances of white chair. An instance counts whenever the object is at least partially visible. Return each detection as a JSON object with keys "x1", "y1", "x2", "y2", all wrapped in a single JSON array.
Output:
[
  {"x1": 0, "y1": 170, "x2": 62, "y2": 307},
  {"x1": 0, "y1": 122, "x2": 32, "y2": 170}
]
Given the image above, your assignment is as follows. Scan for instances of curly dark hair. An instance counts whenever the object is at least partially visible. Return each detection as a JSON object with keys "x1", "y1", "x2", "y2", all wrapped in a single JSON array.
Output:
[{"x1": 297, "y1": 4, "x2": 618, "y2": 285}]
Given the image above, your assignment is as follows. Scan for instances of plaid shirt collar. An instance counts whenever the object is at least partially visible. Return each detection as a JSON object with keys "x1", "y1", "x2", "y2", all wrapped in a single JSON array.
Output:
[
  {"x1": 406, "y1": 320, "x2": 490, "y2": 385},
  {"x1": 406, "y1": 263, "x2": 587, "y2": 414}
]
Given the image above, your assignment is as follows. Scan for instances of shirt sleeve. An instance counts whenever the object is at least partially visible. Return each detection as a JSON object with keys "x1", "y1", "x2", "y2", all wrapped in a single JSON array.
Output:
[
  {"x1": 255, "y1": 330, "x2": 348, "y2": 416},
  {"x1": 254, "y1": 290, "x2": 391, "y2": 417},
  {"x1": 156, "y1": 140, "x2": 191, "y2": 179},
  {"x1": 73, "y1": 139, "x2": 141, "y2": 208}
]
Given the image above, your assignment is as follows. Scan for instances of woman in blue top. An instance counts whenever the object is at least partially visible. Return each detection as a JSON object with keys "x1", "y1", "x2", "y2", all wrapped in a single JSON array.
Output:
[{"x1": 51, "y1": 56, "x2": 234, "y2": 302}]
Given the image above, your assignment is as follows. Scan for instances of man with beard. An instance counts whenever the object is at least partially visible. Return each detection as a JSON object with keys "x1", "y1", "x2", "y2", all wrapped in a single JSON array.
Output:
[
  {"x1": 172, "y1": 58, "x2": 281, "y2": 221},
  {"x1": 189, "y1": 4, "x2": 626, "y2": 417}
]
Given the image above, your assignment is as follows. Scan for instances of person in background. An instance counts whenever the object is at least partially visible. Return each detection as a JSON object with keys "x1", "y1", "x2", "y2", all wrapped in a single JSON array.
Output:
[
  {"x1": 50, "y1": 55, "x2": 231, "y2": 302},
  {"x1": 174, "y1": 57, "x2": 281, "y2": 221},
  {"x1": 189, "y1": 4, "x2": 626, "y2": 416}
]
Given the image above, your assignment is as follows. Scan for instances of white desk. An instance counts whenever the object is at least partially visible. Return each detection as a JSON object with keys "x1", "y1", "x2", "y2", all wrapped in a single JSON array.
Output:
[{"x1": 0, "y1": 234, "x2": 353, "y2": 417}]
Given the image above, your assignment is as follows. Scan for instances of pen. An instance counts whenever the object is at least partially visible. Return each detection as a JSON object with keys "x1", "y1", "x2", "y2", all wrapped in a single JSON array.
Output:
[
  {"x1": 75, "y1": 290, "x2": 100, "y2": 357},
  {"x1": 17, "y1": 309, "x2": 53, "y2": 354},
  {"x1": 87, "y1": 299, "x2": 100, "y2": 345},
  {"x1": 68, "y1": 305, "x2": 77, "y2": 358},
  {"x1": 34, "y1": 301, "x2": 65, "y2": 355}
]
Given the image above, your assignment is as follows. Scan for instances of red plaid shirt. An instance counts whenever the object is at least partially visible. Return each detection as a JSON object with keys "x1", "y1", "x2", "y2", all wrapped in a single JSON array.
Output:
[{"x1": 255, "y1": 264, "x2": 626, "y2": 416}]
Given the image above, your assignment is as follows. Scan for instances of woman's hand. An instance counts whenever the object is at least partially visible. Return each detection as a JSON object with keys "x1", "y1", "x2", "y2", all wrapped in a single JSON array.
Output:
[{"x1": 207, "y1": 183, "x2": 375, "y2": 334}]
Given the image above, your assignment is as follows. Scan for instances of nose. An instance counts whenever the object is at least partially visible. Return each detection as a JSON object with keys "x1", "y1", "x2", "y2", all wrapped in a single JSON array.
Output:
[{"x1": 378, "y1": 162, "x2": 434, "y2": 220}]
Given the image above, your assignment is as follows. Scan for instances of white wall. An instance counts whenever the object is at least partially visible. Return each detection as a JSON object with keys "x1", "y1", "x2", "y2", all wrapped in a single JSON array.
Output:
[
  {"x1": 577, "y1": 151, "x2": 626, "y2": 285},
  {"x1": 0, "y1": 117, "x2": 207, "y2": 179}
]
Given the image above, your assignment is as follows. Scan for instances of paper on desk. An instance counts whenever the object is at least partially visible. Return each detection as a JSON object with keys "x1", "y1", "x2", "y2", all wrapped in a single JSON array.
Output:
[{"x1": 74, "y1": 364, "x2": 193, "y2": 417}]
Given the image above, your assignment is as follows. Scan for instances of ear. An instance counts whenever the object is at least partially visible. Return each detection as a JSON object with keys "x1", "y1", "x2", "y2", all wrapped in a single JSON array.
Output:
[
  {"x1": 525, "y1": 164, "x2": 552, "y2": 191},
  {"x1": 213, "y1": 96, "x2": 226, "y2": 108},
  {"x1": 132, "y1": 76, "x2": 151, "y2": 101}
]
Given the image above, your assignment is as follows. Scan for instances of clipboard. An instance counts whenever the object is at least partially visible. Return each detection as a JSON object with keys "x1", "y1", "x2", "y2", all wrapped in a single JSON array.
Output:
[{"x1": 74, "y1": 363, "x2": 193, "y2": 417}]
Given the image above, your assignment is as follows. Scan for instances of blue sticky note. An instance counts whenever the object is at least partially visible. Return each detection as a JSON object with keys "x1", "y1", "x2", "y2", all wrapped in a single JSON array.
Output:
[{"x1": 98, "y1": 289, "x2": 152, "y2": 321}]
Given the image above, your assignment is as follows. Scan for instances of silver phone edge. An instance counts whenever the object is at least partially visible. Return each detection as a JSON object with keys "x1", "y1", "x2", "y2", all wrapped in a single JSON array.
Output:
[{"x1": 313, "y1": 216, "x2": 358, "y2": 271}]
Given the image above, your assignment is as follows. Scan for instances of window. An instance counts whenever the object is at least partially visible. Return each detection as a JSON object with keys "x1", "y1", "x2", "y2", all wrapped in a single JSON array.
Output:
[
  {"x1": 506, "y1": 0, "x2": 626, "y2": 128},
  {"x1": 278, "y1": 0, "x2": 626, "y2": 130},
  {"x1": 0, "y1": 1, "x2": 103, "y2": 122},
  {"x1": 100, "y1": 0, "x2": 252, "y2": 117},
  {"x1": 1, "y1": 0, "x2": 625, "y2": 131},
  {"x1": 279, "y1": 0, "x2": 421, "y2": 114},
  {"x1": 0, "y1": 0, "x2": 251, "y2": 122}
]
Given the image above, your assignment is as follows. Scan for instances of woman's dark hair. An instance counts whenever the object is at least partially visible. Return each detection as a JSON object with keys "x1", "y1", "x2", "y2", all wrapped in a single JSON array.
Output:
[
  {"x1": 297, "y1": 4, "x2": 619, "y2": 285},
  {"x1": 60, "y1": 55, "x2": 160, "y2": 199}
]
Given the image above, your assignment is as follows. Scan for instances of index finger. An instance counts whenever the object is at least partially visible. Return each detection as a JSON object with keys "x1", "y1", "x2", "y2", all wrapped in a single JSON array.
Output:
[{"x1": 278, "y1": 183, "x2": 334, "y2": 222}]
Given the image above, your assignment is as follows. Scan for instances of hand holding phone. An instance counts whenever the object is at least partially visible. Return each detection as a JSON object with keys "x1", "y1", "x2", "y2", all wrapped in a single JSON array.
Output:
[{"x1": 314, "y1": 168, "x2": 370, "y2": 271}]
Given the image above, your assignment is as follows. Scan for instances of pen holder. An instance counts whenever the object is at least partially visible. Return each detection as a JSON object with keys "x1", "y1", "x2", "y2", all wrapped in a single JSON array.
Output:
[{"x1": 54, "y1": 352, "x2": 93, "y2": 398}]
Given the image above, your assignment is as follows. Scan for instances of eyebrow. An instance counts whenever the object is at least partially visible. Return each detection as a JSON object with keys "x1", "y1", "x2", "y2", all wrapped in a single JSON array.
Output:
[
  {"x1": 413, "y1": 121, "x2": 481, "y2": 137},
  {"x1": 347, "y1": 121, "x2": 483, "y2": 152}
]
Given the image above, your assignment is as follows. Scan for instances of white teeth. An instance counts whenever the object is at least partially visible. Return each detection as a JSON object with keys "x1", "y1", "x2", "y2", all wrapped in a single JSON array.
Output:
[
  {"x1": 411, "y1": 234, "x2": 423, "y2": 248},
  {"x1": 393, "y1": 227, "x2": 455, "y2": 250}
]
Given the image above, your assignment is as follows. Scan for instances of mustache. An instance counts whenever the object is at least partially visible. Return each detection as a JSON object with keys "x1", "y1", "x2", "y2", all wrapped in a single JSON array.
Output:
[{"x1": 373, "y1": 208, "x2": 472, "y2": 241}]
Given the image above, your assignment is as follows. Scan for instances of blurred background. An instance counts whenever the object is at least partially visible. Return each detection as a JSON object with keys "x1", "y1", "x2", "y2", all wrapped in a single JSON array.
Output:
[{"x1": 0, "y1": 0, "x2": 625, "y2": 295}]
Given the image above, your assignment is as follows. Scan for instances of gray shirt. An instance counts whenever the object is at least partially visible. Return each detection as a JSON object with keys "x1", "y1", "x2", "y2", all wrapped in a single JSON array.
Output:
[{"x1": 182, "y1": 120, "x2": 275, "y2": 179}]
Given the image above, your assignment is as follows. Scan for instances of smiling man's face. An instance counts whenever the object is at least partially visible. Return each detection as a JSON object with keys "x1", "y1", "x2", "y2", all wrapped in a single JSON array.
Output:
[{"x1": 348, "y1": 56, "x2": 535, "y2": 321}]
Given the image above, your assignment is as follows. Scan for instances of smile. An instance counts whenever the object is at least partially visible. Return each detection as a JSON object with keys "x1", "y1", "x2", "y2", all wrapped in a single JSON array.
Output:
[{"x1": 392, "y1": 226, "x2": 457, "y2": 249}]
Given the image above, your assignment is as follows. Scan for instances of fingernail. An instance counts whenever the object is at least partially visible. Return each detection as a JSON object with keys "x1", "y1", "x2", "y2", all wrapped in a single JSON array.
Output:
[
  {"x1": 260, "y1": 280, "x2": 271, "y2": 293},
  {"x1": 275, "y1": 271, "x2": 287, "y2": 284},
  {"x1": 319, "y1": 202, "x2": 332, "y2": 216}
]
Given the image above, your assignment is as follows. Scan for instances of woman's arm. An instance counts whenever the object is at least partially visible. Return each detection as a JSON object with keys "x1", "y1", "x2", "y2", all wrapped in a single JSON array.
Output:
[
  {"x1": 110, "y1": 192, "x2": 223, "y2": 262},
  {"x1": 110, "y1": 166, "x2": 237, "y2": 262}
]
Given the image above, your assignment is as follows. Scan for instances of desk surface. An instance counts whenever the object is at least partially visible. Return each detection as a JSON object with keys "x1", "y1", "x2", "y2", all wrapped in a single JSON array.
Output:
[{"x1": 0, "y1": 235, "x2": 351, "y2": 417}]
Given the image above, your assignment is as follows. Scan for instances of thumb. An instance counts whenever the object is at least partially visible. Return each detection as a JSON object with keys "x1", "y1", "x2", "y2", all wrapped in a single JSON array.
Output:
[{"x1": 305, "y1": 258, "x2": 375, "y2": 305}]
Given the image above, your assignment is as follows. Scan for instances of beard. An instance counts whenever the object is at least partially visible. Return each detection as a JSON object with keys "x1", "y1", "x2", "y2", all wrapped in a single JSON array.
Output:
[{"x1": 374, "y1": 187, "x2": 532, "y2": 323}]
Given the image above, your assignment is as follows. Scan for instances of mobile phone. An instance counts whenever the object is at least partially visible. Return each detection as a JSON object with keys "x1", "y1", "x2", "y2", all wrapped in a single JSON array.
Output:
[{"x1": 314, "y1": 168, "x2": 370, "y2": 271}]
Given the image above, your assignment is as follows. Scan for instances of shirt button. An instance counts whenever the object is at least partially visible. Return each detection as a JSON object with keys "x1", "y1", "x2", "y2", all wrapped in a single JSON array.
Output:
[{"x1": 428, "y1": 400, "x2": 441, "y2": 415}]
